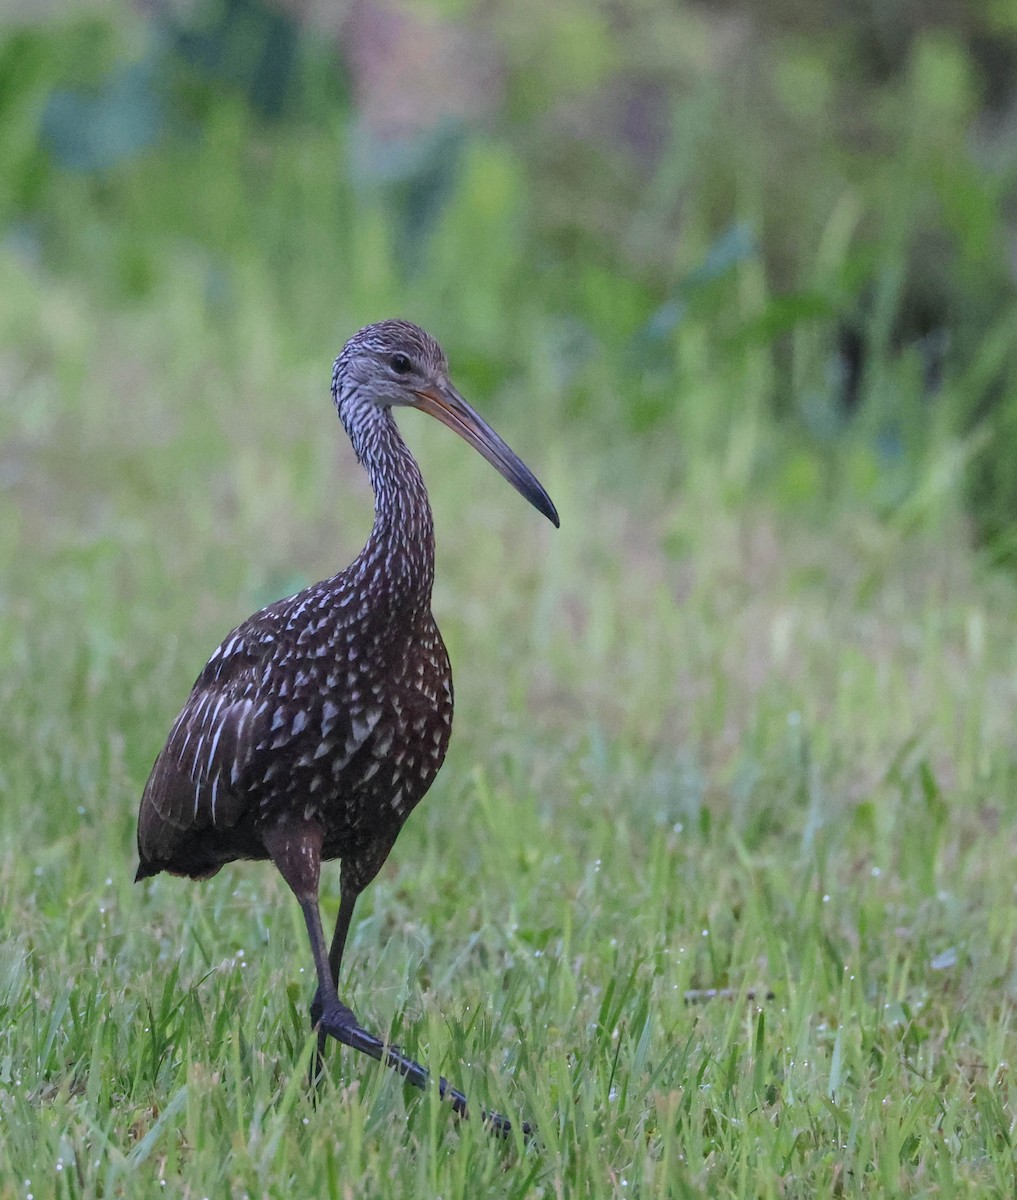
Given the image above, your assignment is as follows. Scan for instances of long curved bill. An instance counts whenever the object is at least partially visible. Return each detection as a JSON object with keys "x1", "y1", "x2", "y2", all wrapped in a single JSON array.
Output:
[{"x1": 413, "y1": 385, "x2": 560, "y2": 528}]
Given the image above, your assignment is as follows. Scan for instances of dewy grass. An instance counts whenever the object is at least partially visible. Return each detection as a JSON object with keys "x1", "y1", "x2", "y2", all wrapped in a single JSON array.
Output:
[{"x1": 4, "y1": 250, "x2": 1017, "y2": 1197}]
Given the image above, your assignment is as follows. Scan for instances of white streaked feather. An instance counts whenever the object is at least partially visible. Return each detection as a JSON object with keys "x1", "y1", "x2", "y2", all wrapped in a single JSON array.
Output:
[
  {"x1": 351, "y1": 709, "x2": 381, "y2": 744},
  {"x1": 321, "y1": 699, "x2": 340, "y2": 735}
]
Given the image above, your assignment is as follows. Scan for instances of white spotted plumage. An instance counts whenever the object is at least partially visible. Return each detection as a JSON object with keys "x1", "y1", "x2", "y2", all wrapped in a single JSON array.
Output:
[{"x1": 135, "y1": 320, "x2": 557, "y2": 1135}]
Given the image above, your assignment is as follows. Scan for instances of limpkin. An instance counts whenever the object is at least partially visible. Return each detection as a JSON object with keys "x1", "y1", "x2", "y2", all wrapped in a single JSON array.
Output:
[{"x1": 137, "y1": 320, "x2": 558, "y2": 1134}]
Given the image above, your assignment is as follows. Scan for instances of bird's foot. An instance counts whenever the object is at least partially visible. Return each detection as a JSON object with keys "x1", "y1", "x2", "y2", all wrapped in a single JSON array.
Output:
[
  {"x1": 309, "y1": 986, "x2": 325, "y2": 1029},
  {"x1": 313, "y1": 1000, "x2": 529, "y2": 1138}
]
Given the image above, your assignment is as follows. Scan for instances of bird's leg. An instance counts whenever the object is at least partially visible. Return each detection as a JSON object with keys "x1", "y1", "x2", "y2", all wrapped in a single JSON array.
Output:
[
  {"x1": 296, "y1": 893, "x2": 490, "y2": 1122},
  {"x1": 309, "y1": 887, "x2": 357, "y2": 1082},
  {"x1": 264, "y1": 820, "x2": 524, "y2": 1137}
]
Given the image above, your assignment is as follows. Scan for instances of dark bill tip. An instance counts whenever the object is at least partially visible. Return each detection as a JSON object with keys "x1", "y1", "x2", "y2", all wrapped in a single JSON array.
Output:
[{"x1": 532, "y1": 487, "x2": 560, "y2": 528}]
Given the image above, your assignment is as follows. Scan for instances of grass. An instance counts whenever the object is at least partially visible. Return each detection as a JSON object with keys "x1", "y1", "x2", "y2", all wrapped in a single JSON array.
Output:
[
  {"x1": 4, "y1": 7, "x2": 1017, "y2": 1196},
  {"x1": 4, "y1": 242, "x2": 1017, "y2": 1198}
]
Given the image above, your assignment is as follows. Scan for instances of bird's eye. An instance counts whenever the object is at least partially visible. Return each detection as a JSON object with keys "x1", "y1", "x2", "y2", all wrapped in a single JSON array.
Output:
[{"x1": 390, "y1": 353, "x2": 412, "y2": 375}]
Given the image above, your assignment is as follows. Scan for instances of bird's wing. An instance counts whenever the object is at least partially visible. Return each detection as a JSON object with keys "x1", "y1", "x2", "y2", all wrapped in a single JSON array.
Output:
[
  {"x1": 137, "y1": 603, "x2": 284, "y2": 867},
  {"x1": 137, "y1": 588, "x2": 383, "y2": 874}
]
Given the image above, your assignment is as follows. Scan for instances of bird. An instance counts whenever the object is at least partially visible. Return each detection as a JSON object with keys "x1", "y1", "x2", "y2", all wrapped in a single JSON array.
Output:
[{"x1": 136, "y1": 319, "x2": 558, "y2": 1135}]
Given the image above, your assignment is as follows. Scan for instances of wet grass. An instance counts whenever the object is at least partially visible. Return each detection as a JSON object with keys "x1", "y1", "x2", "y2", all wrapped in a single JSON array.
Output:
[{"x1": 3, "y1": 240, "x2": 1017, "y2": 1198}]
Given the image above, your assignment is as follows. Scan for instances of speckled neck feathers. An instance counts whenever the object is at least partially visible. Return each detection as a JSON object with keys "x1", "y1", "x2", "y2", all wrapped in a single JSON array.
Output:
[{"x1": 334, "y1": 380, "x2": 435, "y2": 617}]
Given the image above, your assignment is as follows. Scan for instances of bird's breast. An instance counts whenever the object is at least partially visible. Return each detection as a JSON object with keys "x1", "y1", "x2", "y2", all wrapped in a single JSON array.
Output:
[{"x1": 252, "y1": 616, "x2": 453, "y2": 851}]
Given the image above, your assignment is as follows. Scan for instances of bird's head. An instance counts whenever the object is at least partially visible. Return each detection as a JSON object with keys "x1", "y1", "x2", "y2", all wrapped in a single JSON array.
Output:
[{"x1": 333, "y1": 320, "x2": 559, "y2": 528}]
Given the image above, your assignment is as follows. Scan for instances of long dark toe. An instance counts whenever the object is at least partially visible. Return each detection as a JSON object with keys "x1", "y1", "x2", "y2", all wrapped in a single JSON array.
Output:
[{"x1": 313, "y1": 1002, "x2": 531, "y2": 1139}]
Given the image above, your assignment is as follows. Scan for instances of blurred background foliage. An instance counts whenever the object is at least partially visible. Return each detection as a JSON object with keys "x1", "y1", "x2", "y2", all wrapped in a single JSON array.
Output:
[{"x1": 2, "y1": 0, "x2": 1017, "y2": 552}]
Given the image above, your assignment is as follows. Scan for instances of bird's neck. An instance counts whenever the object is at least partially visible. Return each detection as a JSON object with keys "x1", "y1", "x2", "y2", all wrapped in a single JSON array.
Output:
[{"x1": 347, "y1": 407, "x2": 435, "y2": 615}]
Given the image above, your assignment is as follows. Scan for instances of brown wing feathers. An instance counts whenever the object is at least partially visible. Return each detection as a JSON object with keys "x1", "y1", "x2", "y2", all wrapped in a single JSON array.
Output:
[
  {"x1": 136, "y1": 591, "x2": 382, "y2": 879},
  {"x1": 137, "y1": 625, "x2": 266, "y2": 875}
]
